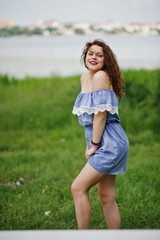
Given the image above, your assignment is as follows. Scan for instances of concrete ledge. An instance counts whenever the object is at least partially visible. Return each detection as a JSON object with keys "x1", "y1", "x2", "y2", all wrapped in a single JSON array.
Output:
[{"x1": 0, "y1": 230, "x2": 159, "y2": 240}]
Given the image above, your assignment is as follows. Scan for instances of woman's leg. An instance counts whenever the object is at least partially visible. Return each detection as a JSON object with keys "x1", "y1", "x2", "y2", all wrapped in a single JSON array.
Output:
[
  {"x1": 97, "y1": 175, "x2": 121, "y2": 229},
  {"x1": 71, "y1": 163, "x2": 107, "y2": 229}
]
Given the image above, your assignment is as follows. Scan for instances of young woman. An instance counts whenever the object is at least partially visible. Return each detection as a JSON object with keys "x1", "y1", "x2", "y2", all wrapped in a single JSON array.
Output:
[{"x1": 72, "y1": 39, "x2": 129, "y2": 229}]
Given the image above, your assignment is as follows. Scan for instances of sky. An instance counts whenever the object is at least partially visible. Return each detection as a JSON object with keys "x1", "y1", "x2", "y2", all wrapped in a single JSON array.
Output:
[{"x1": 0, "y1": 0, "x2": 160, "y2": 26}]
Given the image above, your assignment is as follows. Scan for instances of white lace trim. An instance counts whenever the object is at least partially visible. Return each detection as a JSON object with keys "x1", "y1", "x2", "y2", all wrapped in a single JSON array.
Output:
[{"x1": 72, "y1": 104, "x2": 118, "y2": 116}]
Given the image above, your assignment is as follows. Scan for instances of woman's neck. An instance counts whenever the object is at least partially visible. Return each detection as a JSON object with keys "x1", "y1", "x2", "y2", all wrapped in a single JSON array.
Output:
[{"x1": 89, "y1": 70, "x2": 97, "y2": 79}]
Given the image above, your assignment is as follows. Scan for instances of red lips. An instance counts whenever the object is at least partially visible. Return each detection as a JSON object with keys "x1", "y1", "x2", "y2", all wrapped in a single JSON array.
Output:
[{"x1": 90, "y1": 61, "x2": 98, "y2": 65}]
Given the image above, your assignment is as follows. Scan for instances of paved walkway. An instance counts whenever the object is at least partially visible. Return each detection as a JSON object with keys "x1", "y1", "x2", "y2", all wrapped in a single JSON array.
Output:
[{"x1": 0, "y1": 230, "x2": 159, "y2": 240}]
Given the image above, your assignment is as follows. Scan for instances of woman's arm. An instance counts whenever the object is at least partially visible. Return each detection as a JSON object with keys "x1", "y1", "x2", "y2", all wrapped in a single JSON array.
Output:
[
  {"x1": 85, "y1": 71, "x2": 110, "y2": 160},
  {"x1": 85, "y1": 111, "x2": 107, "y2": 159},
  {"x1": 92, "y1": 111, "x2": 107, "y2": 143}
]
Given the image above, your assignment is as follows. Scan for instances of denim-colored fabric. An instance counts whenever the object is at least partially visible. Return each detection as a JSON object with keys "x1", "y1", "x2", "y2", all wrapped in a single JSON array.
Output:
[{"x1": 72, "y1": 89, "x2": 129, "y2": 175}]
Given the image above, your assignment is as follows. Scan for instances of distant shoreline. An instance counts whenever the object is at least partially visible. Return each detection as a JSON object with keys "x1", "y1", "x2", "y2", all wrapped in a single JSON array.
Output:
[{"x1": 0, "y1": 19, "x2": 160, "y2": 37}]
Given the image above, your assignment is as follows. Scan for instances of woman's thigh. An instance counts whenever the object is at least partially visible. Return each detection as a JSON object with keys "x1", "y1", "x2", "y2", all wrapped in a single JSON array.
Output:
[
  {"x1": 72, "y1": 163, "x2": 107, "y2": 192},
  {"x1": 97, "y1": 175, "x2": 116, "y2": 200}
]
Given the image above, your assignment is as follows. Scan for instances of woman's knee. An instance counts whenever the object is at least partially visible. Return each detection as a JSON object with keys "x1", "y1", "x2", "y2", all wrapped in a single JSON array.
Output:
[
  {"x1": 98, "y1": 188, "x2": 116, "y2": 206},
  {"x1": 71, "y1": 181, "x2": 77, "y2": 196},
  {"x1": 71, "y1": 178, "x2": 89, "y2": 199},
  {"x1": 71, "y1": 180, "x2": 82, "y2": 197}
]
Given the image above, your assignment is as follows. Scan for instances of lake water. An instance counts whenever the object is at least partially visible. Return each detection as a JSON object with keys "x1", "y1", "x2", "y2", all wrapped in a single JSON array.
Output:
[{"x1": 0, "y1": 35, "x2": 159, "y2": 78}]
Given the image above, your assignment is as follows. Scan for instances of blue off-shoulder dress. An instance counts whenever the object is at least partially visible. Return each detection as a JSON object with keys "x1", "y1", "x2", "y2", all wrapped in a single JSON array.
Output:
[{"x1": 72, "y1": 89, "x2": 129, "y2": 175}]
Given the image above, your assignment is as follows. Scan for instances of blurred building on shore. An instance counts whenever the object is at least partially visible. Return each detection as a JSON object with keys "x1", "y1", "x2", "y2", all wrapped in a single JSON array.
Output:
[{"x1": 0, "y1": 19, "x2": 14, "y2": 28}]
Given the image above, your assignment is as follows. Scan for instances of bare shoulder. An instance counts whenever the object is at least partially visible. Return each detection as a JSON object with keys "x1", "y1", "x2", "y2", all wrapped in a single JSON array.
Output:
[
  {"x1": 80, "y1": 72, "x2": 88, "y2": 84},
  {"x1": 93, "y1": 70, "x2": 110, "y2": 91}
]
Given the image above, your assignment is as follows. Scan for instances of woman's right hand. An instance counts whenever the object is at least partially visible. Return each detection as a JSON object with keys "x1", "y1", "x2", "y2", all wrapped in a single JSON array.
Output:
[
  {"x1": 85, "y1": 145, "x2": 98, "y2": 160},
  {"x1": 85, "y1": 146, "x2": 89, "y2": 159}
]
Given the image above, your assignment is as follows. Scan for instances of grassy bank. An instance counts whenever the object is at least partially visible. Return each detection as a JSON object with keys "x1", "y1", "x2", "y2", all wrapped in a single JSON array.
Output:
[{"x1": 0, "y1": 69, "x2": 160, "y2": 229}]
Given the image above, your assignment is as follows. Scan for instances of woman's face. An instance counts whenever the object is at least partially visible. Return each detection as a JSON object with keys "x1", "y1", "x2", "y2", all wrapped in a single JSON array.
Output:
[{"x1": 85, "y1": 45, "x2": 105, "y2": 72}]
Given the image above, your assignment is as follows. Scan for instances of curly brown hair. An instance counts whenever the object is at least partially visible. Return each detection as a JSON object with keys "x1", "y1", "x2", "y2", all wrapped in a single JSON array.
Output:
[{"x1": 81, "y1": 39, "x2": 124, "y2": 99}]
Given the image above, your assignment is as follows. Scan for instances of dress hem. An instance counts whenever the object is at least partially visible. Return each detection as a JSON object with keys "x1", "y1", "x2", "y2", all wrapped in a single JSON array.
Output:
[{"x1": 88, "y1": 160, "x2": 128, "y2": 175}]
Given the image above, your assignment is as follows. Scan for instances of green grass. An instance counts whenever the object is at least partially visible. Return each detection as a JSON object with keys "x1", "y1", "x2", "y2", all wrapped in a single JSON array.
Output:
[{"x1": 0, "y1": 70, "x2": 160, "y2": 229}]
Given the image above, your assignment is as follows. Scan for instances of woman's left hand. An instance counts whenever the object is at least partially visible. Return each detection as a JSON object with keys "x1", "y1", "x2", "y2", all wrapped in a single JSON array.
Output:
[{"x1": 85, "y1": 146, "x2": 98, "y2": 160}]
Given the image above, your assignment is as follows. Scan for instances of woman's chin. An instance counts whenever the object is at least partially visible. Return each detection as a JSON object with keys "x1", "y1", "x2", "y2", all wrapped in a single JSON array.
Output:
[{"x1": 87, "y1": 65, "x2": 101, "y2": 72}]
